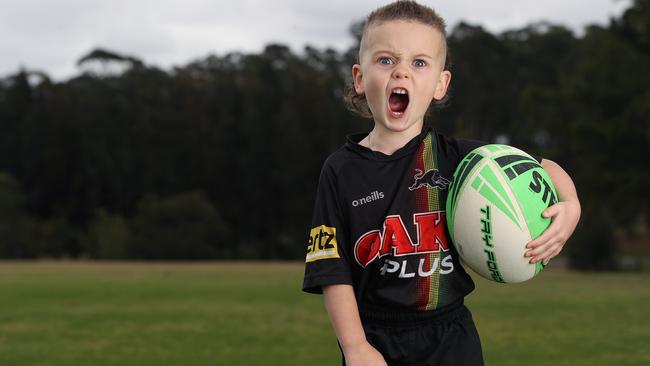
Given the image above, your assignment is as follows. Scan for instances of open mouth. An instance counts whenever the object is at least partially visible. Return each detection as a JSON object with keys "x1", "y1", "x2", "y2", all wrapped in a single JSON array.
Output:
[{"x1": 388, "y1": 87, "x2": 409, "y2": 117}]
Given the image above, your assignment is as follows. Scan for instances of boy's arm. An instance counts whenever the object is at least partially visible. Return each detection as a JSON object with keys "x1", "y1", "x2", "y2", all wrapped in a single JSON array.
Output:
[
  {"x1": 323, "y1": 284, "x2": 387, "y2": 366},
  {"x1": 526, "y1": 159, "x2": 581, "y2": 264}
]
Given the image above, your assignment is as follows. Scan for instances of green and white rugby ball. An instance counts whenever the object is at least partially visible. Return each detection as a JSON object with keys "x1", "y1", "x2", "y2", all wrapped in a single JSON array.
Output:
[{"x1": 446, "y1": 144, "x2": 557, "y2": 283}]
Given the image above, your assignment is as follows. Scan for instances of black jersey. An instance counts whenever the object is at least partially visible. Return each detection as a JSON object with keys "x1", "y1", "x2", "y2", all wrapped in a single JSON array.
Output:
[{"x1": 302, "y1": 125, "x2": 486, "y2": 312}]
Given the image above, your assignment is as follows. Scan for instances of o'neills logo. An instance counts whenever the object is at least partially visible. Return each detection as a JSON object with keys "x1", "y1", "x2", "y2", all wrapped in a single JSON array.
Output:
[
  {"x1": 352, "y1": 190, "x2": 385, "y2": 207},
  {"x1": 354, "y1": 211, "x2": 449, "y2": 268}
]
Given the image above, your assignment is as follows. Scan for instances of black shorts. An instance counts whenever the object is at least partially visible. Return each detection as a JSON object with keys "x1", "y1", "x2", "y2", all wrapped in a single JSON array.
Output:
[{"x1": 342, "y1": 300, "x2": 484, "y2": 366}]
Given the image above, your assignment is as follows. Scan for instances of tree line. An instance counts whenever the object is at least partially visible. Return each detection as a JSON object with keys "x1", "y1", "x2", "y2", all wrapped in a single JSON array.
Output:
[{"x1": 0, "y1": 1, "x2": 648, "y2": 268}]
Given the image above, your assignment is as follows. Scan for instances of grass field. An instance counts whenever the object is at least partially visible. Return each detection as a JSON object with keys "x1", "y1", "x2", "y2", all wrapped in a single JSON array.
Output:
[{"x1": 0, "y1": 262, "x2": 648, "y2": 366}]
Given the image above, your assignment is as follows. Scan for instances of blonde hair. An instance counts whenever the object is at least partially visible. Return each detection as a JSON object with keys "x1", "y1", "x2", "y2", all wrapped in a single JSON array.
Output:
[{"x1": 344, "y1": 0, "x2": 450, "y2": 118}]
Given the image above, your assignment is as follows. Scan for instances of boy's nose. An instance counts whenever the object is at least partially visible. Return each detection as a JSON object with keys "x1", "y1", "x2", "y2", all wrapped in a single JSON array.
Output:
[{"x1": 392, "y1": 66, "x2": 409, "y2": 79}]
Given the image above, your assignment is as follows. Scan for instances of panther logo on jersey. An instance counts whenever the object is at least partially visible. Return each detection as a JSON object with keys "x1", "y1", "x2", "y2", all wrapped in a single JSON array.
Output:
[{"x1": 408, "y1": 169, "x2": 451, "y2": 191}]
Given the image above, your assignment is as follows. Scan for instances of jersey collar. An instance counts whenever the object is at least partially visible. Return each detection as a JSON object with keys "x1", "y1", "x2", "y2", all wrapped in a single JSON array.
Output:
[{"x1": 345, "y1": 124, "x2": 433, "y2": 161}]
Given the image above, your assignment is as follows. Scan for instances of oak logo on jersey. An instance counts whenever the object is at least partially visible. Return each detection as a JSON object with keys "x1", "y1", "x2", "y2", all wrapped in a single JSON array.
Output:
[
  {"x1": 306, "y1": 225, "x2": 340, "y2": 262},
  {"x1": 354, "y1": 211, "x2": 449, "y2": 267},
  {"x1": 408, "y1": 169, "x2": 451, "y2": 191},
  {"x1": 380, "y1": 255, "x2": 454, "y2": 278}
]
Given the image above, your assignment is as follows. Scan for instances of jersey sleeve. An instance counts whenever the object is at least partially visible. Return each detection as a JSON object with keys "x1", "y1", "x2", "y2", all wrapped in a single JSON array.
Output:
[
  {"x1": 454, "y1": 137, "x2": 486, "y2": 158},
  {"x1": 302, "y1": 160, "x2": 353, "y2": 294}
]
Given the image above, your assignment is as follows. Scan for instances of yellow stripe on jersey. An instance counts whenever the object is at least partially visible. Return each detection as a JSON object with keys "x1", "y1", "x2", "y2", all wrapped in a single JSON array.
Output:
[{"x1": 423, "y1": 134, "x2": 441, "y2": 311}]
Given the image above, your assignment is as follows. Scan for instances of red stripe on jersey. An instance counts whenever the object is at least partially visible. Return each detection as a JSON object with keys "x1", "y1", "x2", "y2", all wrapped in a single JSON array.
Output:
[{"x1": 413, "y1": 140, "x2": 432, "y2": 311}]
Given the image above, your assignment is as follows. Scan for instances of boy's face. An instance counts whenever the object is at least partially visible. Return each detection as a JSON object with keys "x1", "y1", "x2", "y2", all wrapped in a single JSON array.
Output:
[{"x1": 353, "y1": 20, "x2": 450, "y2": 134}]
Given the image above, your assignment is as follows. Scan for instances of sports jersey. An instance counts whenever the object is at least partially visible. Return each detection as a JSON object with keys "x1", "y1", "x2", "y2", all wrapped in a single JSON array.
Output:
[{"x1": 302, "y1": 124, "x2": 486, "y2": 312}]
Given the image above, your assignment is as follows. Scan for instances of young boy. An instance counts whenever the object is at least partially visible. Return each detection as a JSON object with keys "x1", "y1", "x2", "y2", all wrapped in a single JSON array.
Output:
[{"x1": 302, "y1": 1, "x2": 581, "y2": 365}]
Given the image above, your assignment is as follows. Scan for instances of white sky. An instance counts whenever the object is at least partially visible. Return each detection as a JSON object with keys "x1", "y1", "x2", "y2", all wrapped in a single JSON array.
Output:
[{"x1": 0, "y1": 0, "x2": 631, "y2": 81}]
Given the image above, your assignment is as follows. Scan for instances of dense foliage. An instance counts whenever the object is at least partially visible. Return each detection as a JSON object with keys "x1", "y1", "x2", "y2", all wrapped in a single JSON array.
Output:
[{"x1": 0, "y1": 1, "x2": 648, "y2": 268}]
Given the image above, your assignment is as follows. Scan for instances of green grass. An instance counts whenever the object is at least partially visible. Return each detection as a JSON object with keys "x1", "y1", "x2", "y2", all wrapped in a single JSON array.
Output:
[{"x1": 0, "y1": 262, "x2": 648, "y2": 366}]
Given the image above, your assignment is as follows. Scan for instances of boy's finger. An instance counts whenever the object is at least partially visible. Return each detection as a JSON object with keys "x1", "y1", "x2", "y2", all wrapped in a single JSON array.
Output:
[
  {"x1": 530, "y1": 241, "x2": 560, "y2": 263},
  {"x1": 526, "y1": 238, "x2": 550, "y2": 257},
  {"x1": 526, "y1": 225, "x2": 559, "y2": 249},
  {"x1": 542, "y1": 204, "x2": 560, "y2": 218}
]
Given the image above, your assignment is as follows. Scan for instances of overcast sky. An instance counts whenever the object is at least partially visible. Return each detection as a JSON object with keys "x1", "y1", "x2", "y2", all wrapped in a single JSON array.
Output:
[{"x1": 0, "y1": 0, "x2": 631, "y2": 81}]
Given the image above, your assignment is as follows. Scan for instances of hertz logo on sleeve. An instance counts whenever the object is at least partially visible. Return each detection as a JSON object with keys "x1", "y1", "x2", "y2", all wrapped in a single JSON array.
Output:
[{"x1": 306, "y1": 225, "x2": 340, "y2": 263}]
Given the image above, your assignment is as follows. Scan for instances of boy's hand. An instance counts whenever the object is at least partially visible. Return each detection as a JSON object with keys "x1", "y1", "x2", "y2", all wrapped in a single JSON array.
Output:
[
  {"x1": 344, "y1": 341, "x2": 388, "y2": 366},
  {"x1": 525, "y1": 199, "x2": 581, "y2": 265}
]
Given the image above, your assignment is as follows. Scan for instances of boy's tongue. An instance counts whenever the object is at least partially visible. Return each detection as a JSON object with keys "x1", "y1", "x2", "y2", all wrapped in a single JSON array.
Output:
[{"x1": 389, "y1": 93, "x2": 409, "y2": 113}]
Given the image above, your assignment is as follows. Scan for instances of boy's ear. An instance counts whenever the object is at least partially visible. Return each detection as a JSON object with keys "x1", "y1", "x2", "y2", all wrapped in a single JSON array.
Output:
[
  {"x1": 433, "y1": 70, "x2": 451, "y2": 100},
  {"x1": 352, "y1": 64, "x2": 364, "y2": 95}
]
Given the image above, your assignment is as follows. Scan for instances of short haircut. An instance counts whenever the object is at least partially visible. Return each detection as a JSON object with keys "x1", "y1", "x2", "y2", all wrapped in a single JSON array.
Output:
[{"x1": 344, "y1": 0, "x2": 450, "y2": 118}]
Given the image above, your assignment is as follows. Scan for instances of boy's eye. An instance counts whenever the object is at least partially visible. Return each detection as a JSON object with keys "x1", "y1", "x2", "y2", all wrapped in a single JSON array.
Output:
[
  {"x1": 378, "y1": 57, "x2": 394, "y2": 65},
  {"x1": 413, "y1": 59, "x2": 427, "y2": 67}
]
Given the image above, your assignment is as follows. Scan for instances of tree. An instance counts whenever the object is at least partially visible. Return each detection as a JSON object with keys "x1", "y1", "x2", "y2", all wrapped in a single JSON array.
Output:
[
  {"x1": 87, "y1": 209, "x2": 131, "y2": 259},
  {"x1": 0, "y1": 172, "x2": 40, "y2": 258},
  {"x1": 129, "y1": 191, "x2": 228, "y2": 259}
]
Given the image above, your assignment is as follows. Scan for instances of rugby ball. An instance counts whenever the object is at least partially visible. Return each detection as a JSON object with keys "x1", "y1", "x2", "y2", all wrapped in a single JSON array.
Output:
[{"x1": 446, "y1": 144, "x2": 557, "y2": 283}]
